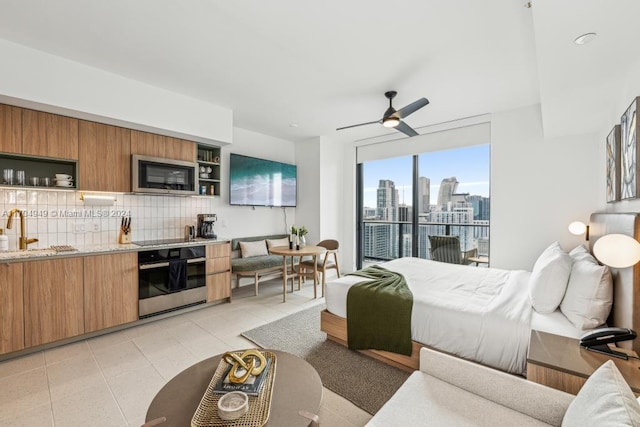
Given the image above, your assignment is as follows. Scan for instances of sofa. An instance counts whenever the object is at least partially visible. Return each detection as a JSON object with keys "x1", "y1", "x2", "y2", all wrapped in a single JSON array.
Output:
[
  {"x1": 230, "y1": 234, "x2": 290, "y2": 295},
  {"x1": 367, "y1": 347, "x2": 640, "y2": 426}
]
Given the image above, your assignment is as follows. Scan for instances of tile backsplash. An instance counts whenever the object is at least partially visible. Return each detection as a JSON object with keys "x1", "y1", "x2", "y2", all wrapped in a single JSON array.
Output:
[{"x1": 0, "y1": 189, "x2": 216, "y2": 250}]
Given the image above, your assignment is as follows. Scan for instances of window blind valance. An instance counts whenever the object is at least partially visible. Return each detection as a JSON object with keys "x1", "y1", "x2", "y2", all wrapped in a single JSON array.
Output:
[{"x1": 356, "y1": 120, "x2": 490, "y2": 164}]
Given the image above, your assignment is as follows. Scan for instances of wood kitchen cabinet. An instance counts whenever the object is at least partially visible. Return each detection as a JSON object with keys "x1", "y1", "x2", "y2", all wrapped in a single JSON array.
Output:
[
  {"x1": 79, "y1": 121, "x2": 132, "y2": 192},
  {"x1": 22, "y1": 109, "x2": 79, "y2": 160},
  {"x1": 0, "y1": 104, "x2": 22, "y2": 154},
  {"x1": 24, "y1": 258, "x2": 84, "y2": 347},
  {"x1": 84, "y1": 253, "x2": 138, "y2": 333},
  {"x1": 0, "y1": 263, "x2": 24, "y2": 354},
  {"x1": 206, "y1": 243, "x2": 231, "y2": 302},
  {"x1": 131, "y1": 129, "x2": 195, "y2": 162}
]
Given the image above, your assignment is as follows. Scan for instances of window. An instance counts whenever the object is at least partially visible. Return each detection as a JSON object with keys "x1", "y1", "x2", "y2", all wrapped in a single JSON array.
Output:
[{"x1": 357, "y1": 142, "x2": 490, "y2": 268}]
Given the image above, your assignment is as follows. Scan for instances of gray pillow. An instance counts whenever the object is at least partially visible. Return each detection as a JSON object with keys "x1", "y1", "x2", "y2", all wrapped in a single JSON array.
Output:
[{"x1": 562, "y1": 360, "x2": 640, "y2": 426}]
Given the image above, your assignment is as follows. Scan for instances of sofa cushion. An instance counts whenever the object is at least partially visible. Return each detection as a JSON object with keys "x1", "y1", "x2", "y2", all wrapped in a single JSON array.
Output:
[
  {"x1": 367, "y1": 371, "x2": 551, "y2": 427},
  {"x1": 231, "y1": 234, "x2": 288, "y2": 251},
  {"x1": 266, "y1": 237, "x2": 290, "y2": 249},
  {"x1": 239, "y1": 240, "x2": 268, "y2": 258},
  {"x1": 562, "y1": 360, "x2": 640, "y2": 426},
  {"x1": 231, "y1": 255, "x2": 283, "y2": 272},
  {"x1": 419, "y1": 347, "x2": 572, "y2": 426}
]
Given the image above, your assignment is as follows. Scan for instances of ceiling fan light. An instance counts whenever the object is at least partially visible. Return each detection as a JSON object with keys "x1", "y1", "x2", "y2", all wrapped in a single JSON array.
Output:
[{"x1": 383, "y1": 117, "x2": 400, "y2": 128}]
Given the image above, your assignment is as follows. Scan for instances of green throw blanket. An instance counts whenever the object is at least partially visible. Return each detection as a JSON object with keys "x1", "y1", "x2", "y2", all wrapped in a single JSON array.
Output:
[{"x1": 346, "y1": 265, "x2": 413, "y2": 356}]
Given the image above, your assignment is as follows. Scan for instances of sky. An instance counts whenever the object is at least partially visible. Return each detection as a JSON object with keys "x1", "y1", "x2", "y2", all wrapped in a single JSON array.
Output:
[{"x1": 362, "y1": 144, "x2": 490, "y2": 207}]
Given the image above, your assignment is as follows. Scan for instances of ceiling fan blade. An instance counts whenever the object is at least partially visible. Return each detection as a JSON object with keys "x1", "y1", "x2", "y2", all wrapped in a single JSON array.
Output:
[
  {"x1": 336, "y1": 120, "x2": 381, "y2": 131},
  {"x1": 395, "y1": 98, "x2": 429, "y2": 119},
  {"x1": 395, "y1": 121, "x2": 419, "y2": 137}
]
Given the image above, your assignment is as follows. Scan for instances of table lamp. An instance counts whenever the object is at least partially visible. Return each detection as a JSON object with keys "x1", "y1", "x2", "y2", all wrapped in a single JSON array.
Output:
[{"x1": 593, "y1": 234, "x2": 640, "y2": 268}]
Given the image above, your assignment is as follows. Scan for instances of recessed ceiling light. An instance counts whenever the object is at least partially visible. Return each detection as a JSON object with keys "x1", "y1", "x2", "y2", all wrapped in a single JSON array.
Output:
[
  {"x1": 574, "y1": 33, "x2": 596, "y2": 45},
  {"x1": 289, "y1": 123, "x2": 298, "y2": 128}
]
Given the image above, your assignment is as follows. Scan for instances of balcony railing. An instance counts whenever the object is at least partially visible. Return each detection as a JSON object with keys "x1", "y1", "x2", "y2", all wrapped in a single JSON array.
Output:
[{"x1": 361, "y1": 220, "x2": 490, "y2": 264}]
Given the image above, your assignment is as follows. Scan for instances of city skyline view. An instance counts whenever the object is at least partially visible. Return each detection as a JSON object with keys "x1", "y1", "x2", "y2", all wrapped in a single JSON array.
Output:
[{"x1": 362, "y1": 144, "x2": 490, "y2": 207}]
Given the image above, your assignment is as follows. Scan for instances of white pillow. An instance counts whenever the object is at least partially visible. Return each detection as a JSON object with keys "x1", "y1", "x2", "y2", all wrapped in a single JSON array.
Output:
[
  {"x1": 529, "y1": 242, "x2": 572, "y2": 314},
  {"x1": 560, "y1": 257, "x2": 613, "y2": 330},
  {"x1": 562, "y1": 360, "x2": 640, "y2": 426},
  {"x1": 569, "y1": 244, "x2": 594, "y2": 262},
  {"x1": 239, "y1": 240, "x2": 268, "y2": 258},
  {"x1": 266, "y1": 237, "x2": 289, "y2": 249}
]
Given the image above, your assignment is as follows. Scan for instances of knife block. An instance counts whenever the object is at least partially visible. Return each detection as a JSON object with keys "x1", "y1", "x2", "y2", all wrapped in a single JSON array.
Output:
[{"x1": 118, "y1": 230, "x2": 131, "y2": 244}]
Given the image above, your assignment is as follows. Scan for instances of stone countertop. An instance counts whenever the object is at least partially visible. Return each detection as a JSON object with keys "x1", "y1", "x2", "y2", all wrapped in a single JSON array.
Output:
[{"x1": 0, "y1": 237, "x2": 231, "y2": 263}]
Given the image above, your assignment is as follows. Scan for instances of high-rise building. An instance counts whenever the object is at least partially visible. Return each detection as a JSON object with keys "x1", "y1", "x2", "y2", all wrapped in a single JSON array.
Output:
[
  {"x1": 376, "y1": 179, "x2": 398, "y2": 221},
  {"x1": 398, "y1": 204, "x2": 411, "y2": 222},
  {"x1": 468, "y1": 195, "x2": 490, "y2": 221},
  {"x1": 418, "y1": 177, "x2": 430, "y2": 214},
  {"x1": 437, "y1": 177, "x2": 458, "y2": 210}
]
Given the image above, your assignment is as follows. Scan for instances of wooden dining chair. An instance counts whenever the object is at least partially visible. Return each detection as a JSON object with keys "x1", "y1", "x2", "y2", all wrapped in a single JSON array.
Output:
[{"x1": 299, "y1": 239, "x2": 340, "y2": 297}]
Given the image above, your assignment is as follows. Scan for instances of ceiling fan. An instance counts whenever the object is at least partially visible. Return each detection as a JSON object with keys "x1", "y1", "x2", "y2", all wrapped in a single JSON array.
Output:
[{"x1": 337, "y1": 91, "x2": 429, "y2": 137}]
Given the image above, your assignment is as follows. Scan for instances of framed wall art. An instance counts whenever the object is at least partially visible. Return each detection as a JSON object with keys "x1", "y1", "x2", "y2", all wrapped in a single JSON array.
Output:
[
  {"x1": 621, "y1": 97, "x2": 640, "y2": 200},
  {"x1": 607, "y1": 125, "x2": 621, "y2": 202}
]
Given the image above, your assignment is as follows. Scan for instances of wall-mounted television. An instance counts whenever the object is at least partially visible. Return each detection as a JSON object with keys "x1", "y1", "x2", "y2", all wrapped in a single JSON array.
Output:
[{"x1": 229, "y1": 153, "x2": 297, "y2": 207}]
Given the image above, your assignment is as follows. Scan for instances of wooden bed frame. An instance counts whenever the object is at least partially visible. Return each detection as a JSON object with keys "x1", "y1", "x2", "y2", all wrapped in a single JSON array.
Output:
[{"x1": 320, "y1": 212, "x2": 640, "y2": 371}]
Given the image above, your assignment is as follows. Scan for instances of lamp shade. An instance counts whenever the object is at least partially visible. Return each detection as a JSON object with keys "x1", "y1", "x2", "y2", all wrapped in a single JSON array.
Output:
[
  {"x1": 568, "y1": 221, "x2": 587, "y2": 235},
  {"x1": 593, "y1": 234, "x2": 640, "y2": 268}
]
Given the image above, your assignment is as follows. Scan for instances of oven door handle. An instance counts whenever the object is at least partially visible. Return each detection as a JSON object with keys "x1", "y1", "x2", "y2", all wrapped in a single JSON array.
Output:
[{"x1": 139, "y1": 257, "x2": 206, "y2": 270}]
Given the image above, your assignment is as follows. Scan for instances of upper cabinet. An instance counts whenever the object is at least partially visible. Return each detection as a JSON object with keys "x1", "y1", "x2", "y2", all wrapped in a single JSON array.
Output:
[
  {"x1": 0, "y1": 104, "x2": 22, "y2": 154},
  {"x1": 131, "y1": 130, "x2": 195, "y2": 162},
  {"x1": 79, "y1": 121, "x2": 131, "y2": 192},
  {"x1": 22, "y1": 109, "x2": 79, "y2": 160}
]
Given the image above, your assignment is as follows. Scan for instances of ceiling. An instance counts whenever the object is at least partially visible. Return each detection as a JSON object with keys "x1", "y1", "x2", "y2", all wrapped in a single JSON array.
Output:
[{"x1": 0, "y1": 0, "x2": 637, "y2": 143}]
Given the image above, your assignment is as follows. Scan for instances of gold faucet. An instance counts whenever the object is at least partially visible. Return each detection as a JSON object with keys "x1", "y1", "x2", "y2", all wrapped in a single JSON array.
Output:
[{"x1": 6, "y1": 208, "x2": 38, "y2": 250}]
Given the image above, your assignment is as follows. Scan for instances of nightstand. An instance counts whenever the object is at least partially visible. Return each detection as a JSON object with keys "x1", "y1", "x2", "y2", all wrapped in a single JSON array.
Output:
[{"x1": 527, "y1": 330, "x2": 640, "y2": 395}]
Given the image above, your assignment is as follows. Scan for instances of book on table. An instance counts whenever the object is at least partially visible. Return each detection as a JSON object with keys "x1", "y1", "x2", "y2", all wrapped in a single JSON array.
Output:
[{"x1": 212, "y1": 358, "x2": 273, "y2": 396}]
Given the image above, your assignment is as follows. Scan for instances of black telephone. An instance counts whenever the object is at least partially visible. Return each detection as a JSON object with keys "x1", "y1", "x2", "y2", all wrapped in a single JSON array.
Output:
[{"x1": 579, "y1": 327, "x2": 637, "y2": 359}]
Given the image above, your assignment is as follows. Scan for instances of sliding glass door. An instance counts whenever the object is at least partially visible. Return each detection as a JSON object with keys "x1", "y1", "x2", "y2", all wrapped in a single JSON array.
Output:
[{"x1": 357, "y1": 144, "x2": 490, "y2": 268}]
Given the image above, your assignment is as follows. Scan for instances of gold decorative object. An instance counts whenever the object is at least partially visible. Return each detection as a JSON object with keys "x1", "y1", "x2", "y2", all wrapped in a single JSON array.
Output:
[
  {"x1": 191, "y1": 350, "x2": 277, "y2": 427},
  {"x1": 223, "y1": 349, "x2": 267, "y2": 384}
]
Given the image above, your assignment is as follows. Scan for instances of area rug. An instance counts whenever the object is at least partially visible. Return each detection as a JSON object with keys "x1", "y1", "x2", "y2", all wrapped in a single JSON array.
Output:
[{"x1": 241, "y1": 304, "x2": 410, "y2": 415}]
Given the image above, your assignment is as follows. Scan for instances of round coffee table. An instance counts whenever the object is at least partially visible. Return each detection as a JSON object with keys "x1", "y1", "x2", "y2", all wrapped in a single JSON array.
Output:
[{"x1": 146, "y1": 350, "x2": 322, "y2": 426}]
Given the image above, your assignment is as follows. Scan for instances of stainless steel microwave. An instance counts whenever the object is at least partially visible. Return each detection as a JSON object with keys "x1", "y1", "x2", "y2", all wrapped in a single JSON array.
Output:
[{"x1": 132, "y1": 155, "x2": 198, "y2": 195}]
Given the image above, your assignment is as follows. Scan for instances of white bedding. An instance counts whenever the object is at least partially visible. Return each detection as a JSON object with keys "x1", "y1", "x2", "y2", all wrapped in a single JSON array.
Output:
[{"x1": 325, "y1": 257, "x2": 581, "y2": 375}]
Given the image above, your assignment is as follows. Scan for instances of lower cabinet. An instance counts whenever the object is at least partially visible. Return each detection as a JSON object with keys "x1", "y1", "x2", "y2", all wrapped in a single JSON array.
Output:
[
  {"x1": 84, "y1": 253, "x2": 138, "y2": 333},
  {"x1": 206, "y1": 243, "x2": 231, "y2": 302},
  {"x1": 24, "y1": 258, "x2": 84, "y2": 347},
  {"x1": 0, "y1": 263, "x2": 24, "y2": 354}
]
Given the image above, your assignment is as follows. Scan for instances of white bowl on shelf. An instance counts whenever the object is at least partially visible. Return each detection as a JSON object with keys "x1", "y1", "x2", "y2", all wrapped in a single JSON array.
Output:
[
  {"x1": 199, "y1": 173, "x2": 210, "y2": 179},
  {"x1": 55, "y1": 174, "x2": 72, "y2": 180}
]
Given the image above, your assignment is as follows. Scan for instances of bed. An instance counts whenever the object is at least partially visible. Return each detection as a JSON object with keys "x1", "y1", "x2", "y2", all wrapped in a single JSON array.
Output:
[{"x1": 320, "y1": 212, "x2": 640, "y2": 374}]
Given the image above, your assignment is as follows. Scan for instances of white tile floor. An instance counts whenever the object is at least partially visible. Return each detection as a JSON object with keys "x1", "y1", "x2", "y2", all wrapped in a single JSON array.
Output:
[{"x1": 0, "y1": 277, "x2": 372, "y2": 427}]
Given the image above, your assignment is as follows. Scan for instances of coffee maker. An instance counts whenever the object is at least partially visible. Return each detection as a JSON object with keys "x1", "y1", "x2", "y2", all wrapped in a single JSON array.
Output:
[{"x1": 197, "y1": 214, "x2": 217, "y2": 239}]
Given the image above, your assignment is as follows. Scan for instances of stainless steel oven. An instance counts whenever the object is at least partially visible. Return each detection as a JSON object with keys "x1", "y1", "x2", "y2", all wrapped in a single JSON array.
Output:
[
  {"x1": 137, "y1": 244, "x2": 207, "y2": 318},
  {"x1": 132, "y1": 155, "x2": 198, "y2": 195}
]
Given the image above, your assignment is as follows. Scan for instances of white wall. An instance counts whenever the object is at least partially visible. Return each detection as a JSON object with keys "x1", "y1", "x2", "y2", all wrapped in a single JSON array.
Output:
[
  {"x1": 338, "y1": 104, "x2": 601, "y2": 272},
  {"x1": 214, "y1": 127, "x2": 297, "y2": 239},
  {"x1": 0, "y1": 39, "x2": 232, "y2": 145},
  {"x1": 294, "y1": 137, "x2": 321, "y2": 244},
  {"x1": 490, "y1": 105, "x2": 600, "y2": 270},
  {"x1": 293, "y1": 136, "x2": 343, "y2": 248}
]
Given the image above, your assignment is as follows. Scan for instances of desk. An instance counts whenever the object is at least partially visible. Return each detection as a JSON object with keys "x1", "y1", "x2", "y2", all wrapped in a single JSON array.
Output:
[
  {"x1": 527, "y1": 330, "x2": 640, "y2": 395},
  {"x1": 468, "y1": 256, "x2": 489, "y2": 266},
  {"x1": 269, "y1": 245, "x2": 326, "y2": 302},
  {"x1": 146, "y1": 350, "x2": 323, "y2": 426}
]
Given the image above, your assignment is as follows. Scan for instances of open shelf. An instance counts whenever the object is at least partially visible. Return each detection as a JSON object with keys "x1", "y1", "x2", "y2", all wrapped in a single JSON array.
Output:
[{"x1": 197, "y1": 145, "x2": 221, "y2": 196}]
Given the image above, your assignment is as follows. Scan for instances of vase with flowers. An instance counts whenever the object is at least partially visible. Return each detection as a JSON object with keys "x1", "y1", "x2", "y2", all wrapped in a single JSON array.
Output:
[{"x1": 290, "y1": 225, "x2": 308, "y2": 248}]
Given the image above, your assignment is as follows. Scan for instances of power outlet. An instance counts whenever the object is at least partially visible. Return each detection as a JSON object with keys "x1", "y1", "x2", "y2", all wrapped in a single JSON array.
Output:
[{"x1": 74, "y1": 223, "x2": 86, "y2": 233}]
